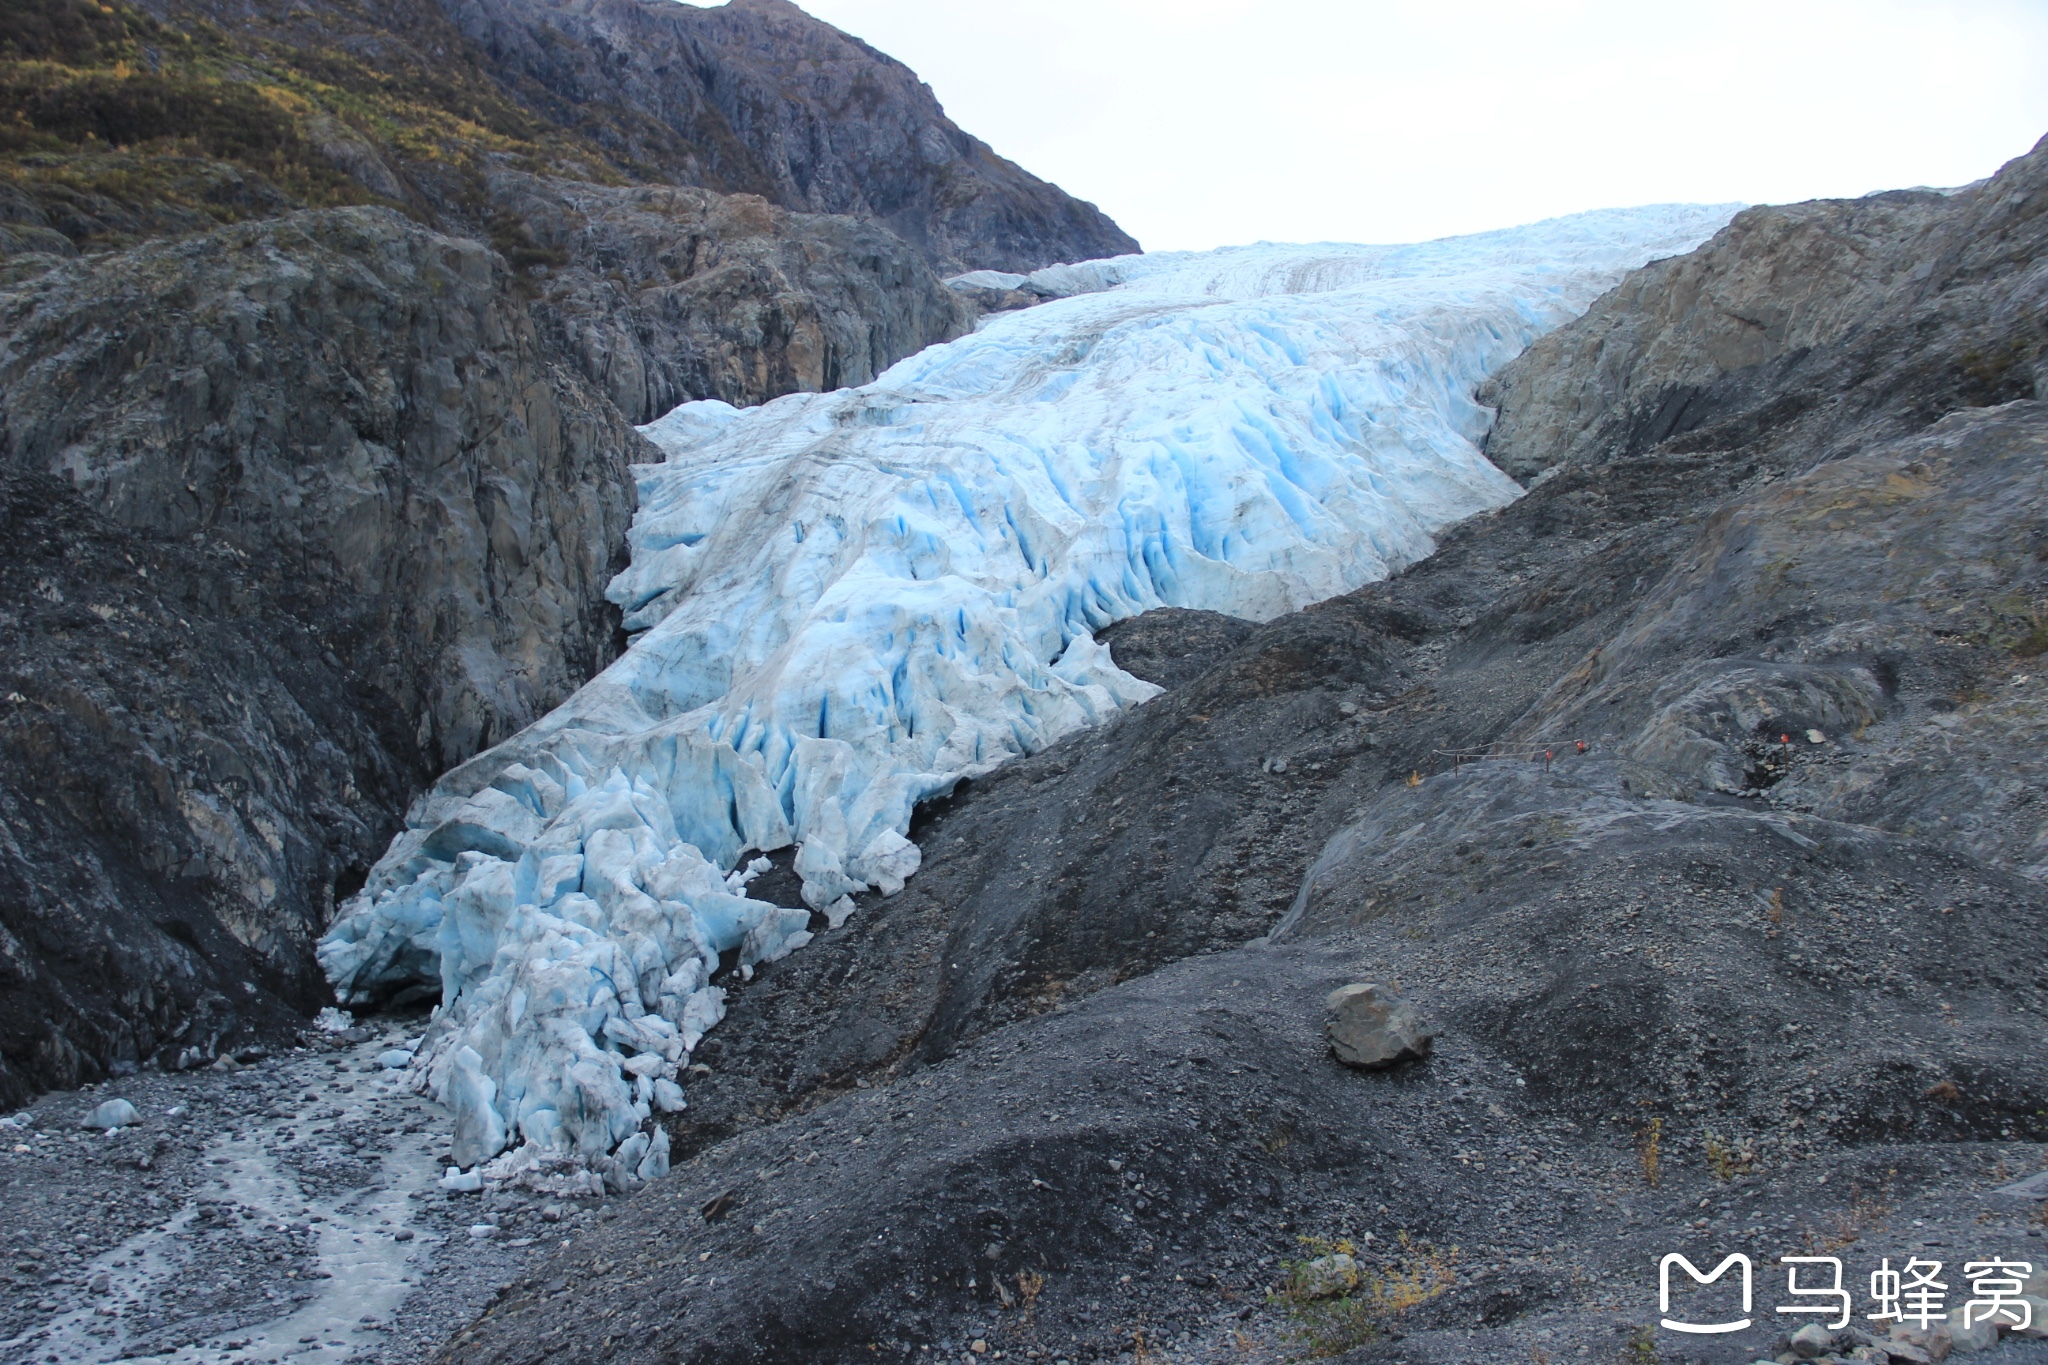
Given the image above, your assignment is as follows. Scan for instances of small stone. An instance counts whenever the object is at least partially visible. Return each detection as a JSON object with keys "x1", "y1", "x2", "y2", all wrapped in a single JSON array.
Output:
[
  {"x1": 80, "y1": 1099, "x2": 139, "y2": 1130},
  {"x1": 468, "y1": 1224, "x2": 498, "y2": 1239},
  {"x1": 1806, "y1": 729, "x2": 1826, "y2": 744},
  {"x1": 1945, "y1": 1315, "x2": 1997, "y2": 1353},
  {"x1": 1889, "y1": 1323, "x2": 1952, "y2": 1360},
  {"x1": 1324, "y1": 983, "x2": 1432, "y2": 1069},
  {"x1": 392, "y1": 1229, "x2": 415, "y2": 1243},
  {"x1": 2011, "y1": 1296, "x2": 2048, "y2": 1337},
  {"x1": 1294, "y1": 1252, "x2": 1361, "y2": 1300},
  {"x1": 1789, "y1": 1322, "x2": 1834, "y2": 1358}
]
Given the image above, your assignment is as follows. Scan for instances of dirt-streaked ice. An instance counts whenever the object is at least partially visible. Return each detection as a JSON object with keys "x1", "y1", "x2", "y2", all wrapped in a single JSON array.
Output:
[{"x1": 319, "y1": 205, "x2": 1740, "y2": 1178}]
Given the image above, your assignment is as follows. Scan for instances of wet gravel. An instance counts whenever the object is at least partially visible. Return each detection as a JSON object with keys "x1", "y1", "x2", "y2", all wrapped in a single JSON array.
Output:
[{"x1": 0, "y1": 1023, "x2": 638, "y2": 1365}]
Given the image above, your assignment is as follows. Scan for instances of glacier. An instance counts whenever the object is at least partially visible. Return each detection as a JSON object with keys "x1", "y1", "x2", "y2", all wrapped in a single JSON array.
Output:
[{"x1": 317, "y1": 203, "x2": 1740, "y2": 1189}]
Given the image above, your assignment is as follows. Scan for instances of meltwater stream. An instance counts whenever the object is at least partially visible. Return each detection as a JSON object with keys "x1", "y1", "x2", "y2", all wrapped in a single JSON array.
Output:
[{"x1": 319, "y1": 206, "x2": 1741, "y2": 1185}]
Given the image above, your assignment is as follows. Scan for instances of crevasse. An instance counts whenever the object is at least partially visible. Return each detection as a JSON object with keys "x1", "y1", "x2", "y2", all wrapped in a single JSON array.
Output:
[{"x1": 317, "y1": 204, "x2": 1740, "y2": 1189}]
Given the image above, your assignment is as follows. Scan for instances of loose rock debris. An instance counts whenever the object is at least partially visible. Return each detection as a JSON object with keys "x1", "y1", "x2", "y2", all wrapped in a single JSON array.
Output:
[{"x1": 0, "y1": 1026, "x2": 630, "y2": 1365}]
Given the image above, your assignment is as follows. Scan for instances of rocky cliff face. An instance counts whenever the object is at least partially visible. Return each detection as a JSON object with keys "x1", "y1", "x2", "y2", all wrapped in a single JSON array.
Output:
[
  {"x1": 442, "y1": 139, "x2": 2048, "y2": 1365},
  {"x1": 21, "y1": 0, "x2": 1134, "y2": 279},
  {"x1": 0, "y1": 208, "x2": 644, "y2": 772},
  {"x1": 491, "y1": 174, "x2": 971, "y2": 422},
  {"x1": 1480, "y1": 163, "x2": 2046, "y2": 480},
  {"x1": 0, "y1": 207, "x2": 648, "y2": 1098},
  {"x1": 0, "y1": 467, "x2": 405, "y2": 1101},
  {"x1": 0, "y1": 0, "x2": 1115, "y2": 418},
  {"x1": 435, "y1": 0, "x2": 1139, "y2": 274}
]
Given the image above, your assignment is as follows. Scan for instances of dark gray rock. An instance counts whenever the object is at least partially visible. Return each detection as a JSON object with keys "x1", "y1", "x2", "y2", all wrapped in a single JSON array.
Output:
[
  {"x1": 1324, "y1": 982, "x2": 1431, "y2": 1069},
  {"x1": 0, "y1": 465, "x2": 396, "y2": 1099},
  {"x1": 0, "y1": 207, "x2": 648, "y2": 1098},
  {"x1": 1788, "y1": 1322, "x2": 1834, "y2": 1357},
  {"x1": 1096, "y1": 607, "x2": 1258, "y2": 692},
  {"x1": 489, "y1": 174, "x2": 971, "y2": 422},
  {"x1": 0, "y1": 206, "x2": 642, "y2": 773},
  {"x1": 434, "y1": 0, "x2": 1140, "y2": 274}
]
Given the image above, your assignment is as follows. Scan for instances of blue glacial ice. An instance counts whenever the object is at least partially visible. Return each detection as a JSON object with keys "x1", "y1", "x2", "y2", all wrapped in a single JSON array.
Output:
[{"x1": 317, "y1": 204, "x2": 1739, "y2": 1186}]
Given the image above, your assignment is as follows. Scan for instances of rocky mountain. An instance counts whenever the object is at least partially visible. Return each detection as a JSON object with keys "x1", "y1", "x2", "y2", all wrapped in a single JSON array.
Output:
[
  {"x1": 1, "y1": 0, "x2": 1133, "y2": 418},
  {"x1": 436, "y1": 0, "x2": 1140, "y2": 275},
  {"x1": 0, "y1": 0, "x2": 1135, "y2": 1100},
  {"x1": 442, "y1": 139, "x2": 2048, "y2": 1363},
  {"x1": 5, "y1": 0, "x2": 1133, "y2": 272}
]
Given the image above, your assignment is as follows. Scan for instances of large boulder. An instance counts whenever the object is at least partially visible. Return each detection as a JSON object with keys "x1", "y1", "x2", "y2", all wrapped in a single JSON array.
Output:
[{"x1": 1324, "y1": 983, "x2": 1433, "y2": 1069}]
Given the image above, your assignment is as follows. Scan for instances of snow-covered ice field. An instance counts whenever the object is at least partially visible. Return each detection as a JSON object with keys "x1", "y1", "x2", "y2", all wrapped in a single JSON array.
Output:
[{"x1": 318, "y1": 205, "x2": 1740, "y2": 1183}]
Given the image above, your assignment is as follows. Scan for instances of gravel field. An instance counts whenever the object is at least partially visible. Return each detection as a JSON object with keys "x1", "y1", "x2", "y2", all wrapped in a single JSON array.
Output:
[{"x1": 0, "y1": 1022, "x2": 635, "y2": 1365}]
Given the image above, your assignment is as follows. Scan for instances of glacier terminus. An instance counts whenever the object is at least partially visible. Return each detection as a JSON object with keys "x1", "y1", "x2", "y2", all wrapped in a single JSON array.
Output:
[{"x1": 316, "y1": 204, "x2": 1740, "y2": 1190}]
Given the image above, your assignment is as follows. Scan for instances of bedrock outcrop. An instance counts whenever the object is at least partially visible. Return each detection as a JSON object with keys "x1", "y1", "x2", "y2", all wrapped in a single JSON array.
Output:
[
  {"x1": 0, "y1": 207, "x2": 648, "y2": 1099},
  {"x1": 1480, "y1": 155, "x2": 2047, "y2": 481},
  {"x1": 489, "y1": 175, "x2": 971, "y2": 422}
]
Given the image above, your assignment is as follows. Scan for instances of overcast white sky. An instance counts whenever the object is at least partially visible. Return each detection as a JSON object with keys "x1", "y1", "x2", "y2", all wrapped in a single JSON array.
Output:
[{"x1": 790, "y1": 0, "x2": 2048, "y2": 252}]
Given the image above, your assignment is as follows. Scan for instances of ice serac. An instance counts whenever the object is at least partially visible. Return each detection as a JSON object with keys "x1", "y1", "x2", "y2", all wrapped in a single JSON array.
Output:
[{"x1": 319, "y1": 204, "x2": 1740, "y2": 1182}]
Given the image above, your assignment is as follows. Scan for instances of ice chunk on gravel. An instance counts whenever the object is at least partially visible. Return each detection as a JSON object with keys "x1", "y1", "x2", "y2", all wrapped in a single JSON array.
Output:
[
  {"x1": 80, "y1": 1099, "x2": 138, "y2": 1129},
  {"x1": 319, "y1": 205, "x2": 1741, "y2": 1177}
]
